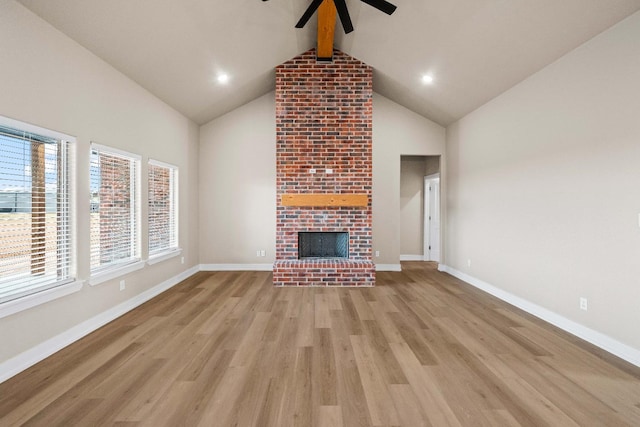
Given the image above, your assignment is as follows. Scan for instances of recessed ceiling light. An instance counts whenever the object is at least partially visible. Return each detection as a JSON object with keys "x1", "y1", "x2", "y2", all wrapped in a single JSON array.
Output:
[
  {"x1": 421, "y1": 74, "x2": 434, "y2": 85},
  {"x1": 217, "y1": 73, "x2": 229, "y2": 84}
]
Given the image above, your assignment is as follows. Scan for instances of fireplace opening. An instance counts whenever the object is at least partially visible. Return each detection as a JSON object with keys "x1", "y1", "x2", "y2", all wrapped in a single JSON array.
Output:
[{"x1": 298, "y1": 232, "x2": 349, "y2": 259}]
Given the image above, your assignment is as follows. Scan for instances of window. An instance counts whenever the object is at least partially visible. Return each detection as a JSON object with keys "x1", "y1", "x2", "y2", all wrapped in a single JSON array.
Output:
[
  {"x1": 90, "y1": 144, "x2": 140, "y2": 277},
  {"x1": 0, "y1": 118, "x2": 73, "y2": 304},
  {"x1": 148, "y1": 160, "x2": 178, "y2": 258}
]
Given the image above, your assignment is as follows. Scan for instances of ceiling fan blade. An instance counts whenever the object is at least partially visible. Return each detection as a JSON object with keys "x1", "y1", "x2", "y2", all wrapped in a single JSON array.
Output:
[
  {"x1": 333, "y1": 0, "x2": 354, "y2": 33},
  {"x1": 360, "y1": 0, "x2": 397, "y2": 15},
  {"x1": 295, "y1": 0, "x2": 325, "y2": 28}
]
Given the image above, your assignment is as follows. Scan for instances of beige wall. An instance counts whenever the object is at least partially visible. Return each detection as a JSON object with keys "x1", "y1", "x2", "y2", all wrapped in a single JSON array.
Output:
[
  {"x1": 425, "y1": 156, "x2": 440, "y2": 176},
  {"x1": 197, "y1": 92, "x2": 445, "y2": 267},
  {"x1": 199, "y1": 93, "x2": 277, "y2": 265},
  {"x1": 445, "y1": 11, "x2": 640, "y2": 352},
  {"x1": 373, "y1": 94, "x2": 446, "y2": 266},
  {"x1": 0, "y1": 1, "x2": 200, "y2": 363}
]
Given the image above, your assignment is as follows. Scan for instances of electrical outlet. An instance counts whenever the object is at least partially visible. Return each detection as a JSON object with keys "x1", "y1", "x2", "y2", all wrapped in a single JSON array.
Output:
[
  {"x1": 580, "y1": 297, "x2": 588, "y2": 311},
  {"x1": 467, "y1": 259, "x2": 471, "y2": 267},
  {"x1": 325, "y1": 168, "x2": 333, "y2": 174},
  {"x1": 256, "y1": 250, "x2": 261, "y2": 257},
  {"x1": 375, "y1": 251, "x2": 380, "y2": 257},
  {"x1": 119, "y1": 280, "x2": 125, "y2": 291},
  {"x1": 260, "y1": 250, "x2": 265, "y2": 257},
  {"x1": 181, "y1": 257, "x2": 185, "y2": 264},
  {"x1": 309, "y1": 168, "x2": 316, "y2": 174}
]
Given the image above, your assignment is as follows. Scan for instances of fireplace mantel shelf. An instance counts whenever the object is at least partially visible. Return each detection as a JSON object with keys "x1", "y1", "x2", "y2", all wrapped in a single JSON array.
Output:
[{"x1": 281, "y1": 193, "x2": 368, "y2": 207}]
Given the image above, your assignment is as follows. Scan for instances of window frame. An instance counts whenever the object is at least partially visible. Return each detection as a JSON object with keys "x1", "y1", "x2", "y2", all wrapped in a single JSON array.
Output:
[
  {"x1": 0, "y1": 115, "x2": 82, "y2": 319},
  {"x1": 147, "y1": 159, "x2": 180, "y2": 264},
  {"x1": 89, "y1": 143, "x2": 142, "y2": 286}
]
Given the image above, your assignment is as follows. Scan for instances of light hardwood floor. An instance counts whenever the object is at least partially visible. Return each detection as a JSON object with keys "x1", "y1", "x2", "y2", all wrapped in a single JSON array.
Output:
[{"x1": 1, "y1": 262, "x2": 640, "y2": 426}]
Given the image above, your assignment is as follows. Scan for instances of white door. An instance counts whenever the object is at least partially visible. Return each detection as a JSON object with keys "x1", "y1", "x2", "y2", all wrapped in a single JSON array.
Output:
[{"x1": 424, "y1": 175, "x2": 440, "y2": 262}]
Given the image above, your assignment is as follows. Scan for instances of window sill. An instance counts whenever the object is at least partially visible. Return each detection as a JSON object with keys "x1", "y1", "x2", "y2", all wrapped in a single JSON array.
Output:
[
  {"x1": 147, "y1": 248, "x2": 182, "y2": 266},
  {"x1": 0, "y1": 280, "x2": 84, "y2": 320},
  {"x1": 89, "y1": 260, "x2": 145, "y2": 286}
]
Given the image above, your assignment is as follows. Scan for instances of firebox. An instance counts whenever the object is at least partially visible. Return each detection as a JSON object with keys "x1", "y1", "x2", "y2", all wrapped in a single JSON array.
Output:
[{"x1": 298, "y1": 232, "x2": 348, "y2": 259}]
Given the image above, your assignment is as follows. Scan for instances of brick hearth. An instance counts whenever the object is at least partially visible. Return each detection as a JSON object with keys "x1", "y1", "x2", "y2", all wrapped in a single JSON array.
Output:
[{"x1": 273, "y1": 49, "x2": 375, "y2": 286}]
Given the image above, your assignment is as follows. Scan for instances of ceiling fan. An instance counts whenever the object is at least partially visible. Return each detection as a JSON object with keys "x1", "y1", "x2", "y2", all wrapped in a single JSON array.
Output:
[{"x1": 263, "y1": 0, "x2": 398, "y2": 34}]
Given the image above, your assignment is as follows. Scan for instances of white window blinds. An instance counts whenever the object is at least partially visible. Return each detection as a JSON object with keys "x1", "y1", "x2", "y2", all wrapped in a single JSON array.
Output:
[
  {"x1": 0, "y1": 121, "x2": 73, "y2": 304},
  {"x1": 90, "y1": 144, "x2": 140, "y2": 272},
  {"x1": 148, "y1": 160, "x2": 178, "y2": 256}
]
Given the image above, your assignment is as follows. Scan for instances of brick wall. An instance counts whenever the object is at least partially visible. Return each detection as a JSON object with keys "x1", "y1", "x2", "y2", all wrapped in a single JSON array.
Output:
[{"x1": 273, "y1": 48, "x2": 375, "y2": 286}]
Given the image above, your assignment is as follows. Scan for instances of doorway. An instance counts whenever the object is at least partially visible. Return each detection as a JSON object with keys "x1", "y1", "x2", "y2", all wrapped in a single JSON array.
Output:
[{"x1": 399, "y1": 155, "x2": 440, "y2": 263}]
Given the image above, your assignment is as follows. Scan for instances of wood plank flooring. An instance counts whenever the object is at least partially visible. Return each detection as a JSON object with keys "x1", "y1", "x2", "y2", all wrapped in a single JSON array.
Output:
[{"x1": 1, "y1": 262, "x2": 640, "y2": 426}]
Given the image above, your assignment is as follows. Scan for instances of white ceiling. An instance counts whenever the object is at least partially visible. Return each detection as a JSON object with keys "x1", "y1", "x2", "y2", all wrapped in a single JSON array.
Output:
[{"x1": 17, "y1": 0, "x2": 640, "y2": 126}]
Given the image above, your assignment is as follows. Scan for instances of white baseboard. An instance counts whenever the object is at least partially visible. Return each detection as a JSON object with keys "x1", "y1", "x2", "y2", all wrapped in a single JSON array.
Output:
[
  {"x1": 438, "y1": 264, "x2": 640, "y2": 368},
  {"x1": 202, "y1": 262, "x2": 404, "y2": 274},
  {"x1": 375, "y1": 264, "x2": 402, "y2": 272},
  {"x1": 201, "y1": 263, "x2": 406, "y2": 272},
  {"x1": 400, "y1": 254, "x2": 424, "y2": 261},
  {"x1": 0, "y1": 265, "x2": 200, "y2": 384},
  {"x1": 200, "y1": 263, "x2": 274, "y2": 271}
]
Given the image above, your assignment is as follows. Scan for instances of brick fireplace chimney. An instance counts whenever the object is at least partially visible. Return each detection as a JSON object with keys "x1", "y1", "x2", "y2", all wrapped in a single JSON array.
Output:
[{"x1": 273, "y1": 48, "x2": 375, "y2": 286}]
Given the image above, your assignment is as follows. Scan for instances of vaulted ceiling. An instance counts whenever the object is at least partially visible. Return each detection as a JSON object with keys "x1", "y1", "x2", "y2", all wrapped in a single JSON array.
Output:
[{"x1": 17, "y1": 0, "x2": 640, "y2": 126}]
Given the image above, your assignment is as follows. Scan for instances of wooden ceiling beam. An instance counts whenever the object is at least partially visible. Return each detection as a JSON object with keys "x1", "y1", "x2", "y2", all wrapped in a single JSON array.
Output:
[{"x1": 317, "y1": 0, "x2": 336, "y2": 61}]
